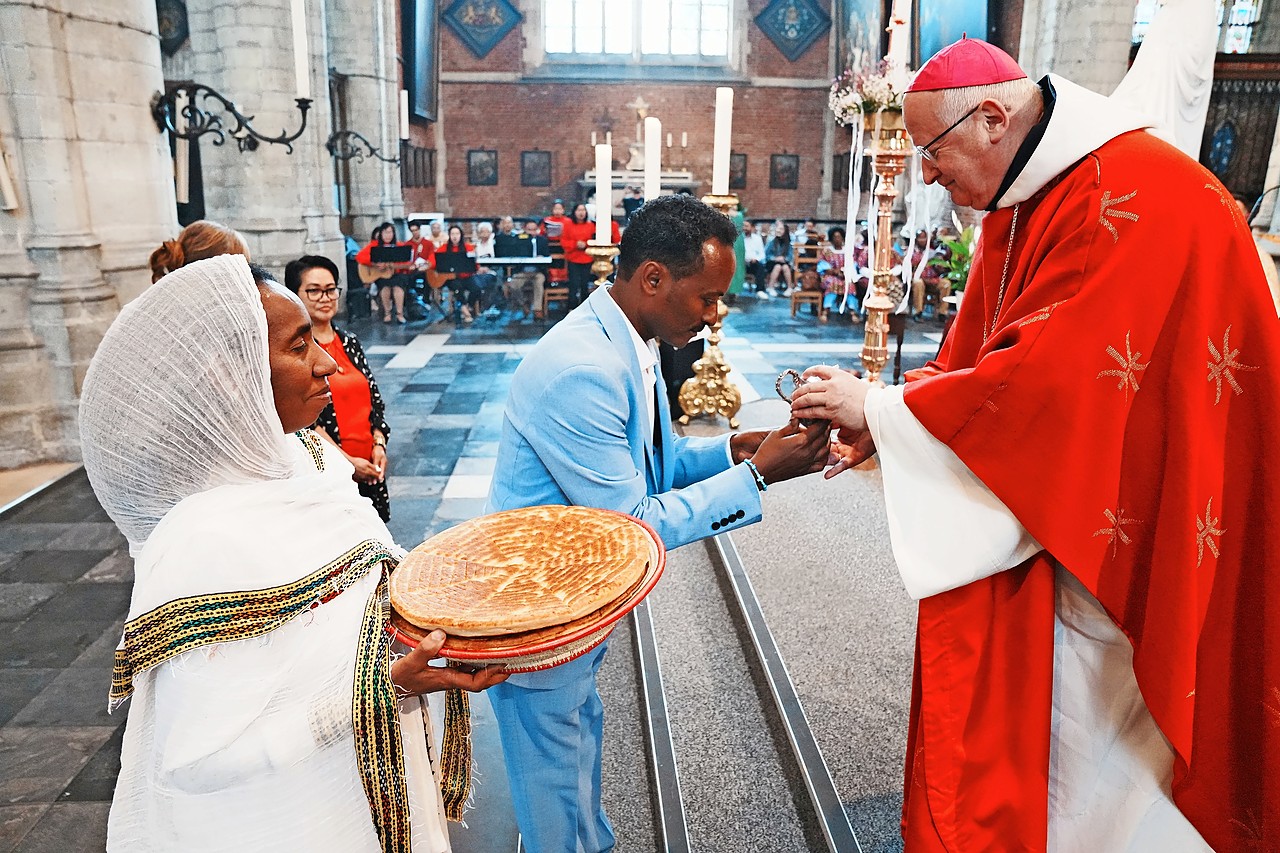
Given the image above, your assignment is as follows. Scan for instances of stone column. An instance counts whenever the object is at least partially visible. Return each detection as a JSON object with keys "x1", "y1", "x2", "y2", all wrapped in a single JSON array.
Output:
[
  {"x1": 0, "y1": 0, "x2": 173, "y2": 467},
  {"x1": 163, "y1": 0, "x2": 344, "y2": 271},
  {"x1": 1018, "y1": 0, "x2": 1133, "y2": 94},
  {"x1": 325, "y1": 0, "x2": 405, "y2": 235}
]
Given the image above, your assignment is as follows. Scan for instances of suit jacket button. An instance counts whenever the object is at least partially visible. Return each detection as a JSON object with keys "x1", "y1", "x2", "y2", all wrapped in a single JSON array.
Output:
[{"x1": 711, "y1": 521, "x2": 721, "y2": 530}]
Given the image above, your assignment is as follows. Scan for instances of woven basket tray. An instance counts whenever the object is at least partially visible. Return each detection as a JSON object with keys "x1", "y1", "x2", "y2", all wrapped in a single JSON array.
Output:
[{"x1": 388, "y1": 511, "x2": 665, "y2": 672}]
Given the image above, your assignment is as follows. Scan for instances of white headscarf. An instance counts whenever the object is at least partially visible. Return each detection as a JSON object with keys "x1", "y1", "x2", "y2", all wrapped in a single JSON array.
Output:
[{"x1": 80, "y1": 254, "x2": 293, "y2": 554}]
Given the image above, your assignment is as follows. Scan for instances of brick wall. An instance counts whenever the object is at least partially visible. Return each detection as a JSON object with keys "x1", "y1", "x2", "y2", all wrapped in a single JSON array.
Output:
[{"x1": 403, "y1": 0, "x2": 836, "y2": 221}]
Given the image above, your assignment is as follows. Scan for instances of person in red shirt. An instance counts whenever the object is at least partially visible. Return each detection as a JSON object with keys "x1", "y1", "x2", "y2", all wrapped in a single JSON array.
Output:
[
  {"x1": 436, "y1": 225, "x2": 480, "y2": 323},
  {"x1": 354, "y1": 221, "x2": 411, "y2": 323},
  {"x1": 559, "y1": 203, "x2": 596, "y2": 309},
  {"x1": 283, "y1": 254, "x2": 392, "y2": 520},
  {"x1": 540, "y1": 200, "x2": 572, "y2": 287}
]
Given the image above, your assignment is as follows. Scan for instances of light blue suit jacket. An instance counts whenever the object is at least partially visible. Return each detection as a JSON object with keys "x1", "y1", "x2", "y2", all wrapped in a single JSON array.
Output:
[{"x1": 487, "y1": 286, "x2": 762, "y2": 687}]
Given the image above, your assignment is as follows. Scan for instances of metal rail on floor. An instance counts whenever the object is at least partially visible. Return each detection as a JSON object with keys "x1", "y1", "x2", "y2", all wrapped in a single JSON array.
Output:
[
  {"x1": 631, "y1": 598, "x2": 692, "y2": 853},
  {"x1": 710, "y1": 532, "x2": 865, "y2": 853}
]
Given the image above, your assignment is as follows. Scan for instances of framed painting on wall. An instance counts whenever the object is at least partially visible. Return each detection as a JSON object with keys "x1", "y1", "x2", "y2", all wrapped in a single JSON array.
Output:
[
  {"x1": 521, "y1": 150, "x2": 551, "y2": 186},
  {"x1": 770, "y1": 154, "x2": 799, "y2": 190},
  {"x1": 917, "y1": 0, "x2": 987, "y2": 66},
  {"x1": 468, "y1": 149, "x2": 499, "y2": 186},
  {"x1": 403, "y1": 0, "x2": 439, "y2": 122},
  {"x1": 729, "y1": 153, "x2": 747, "y2": 190}
]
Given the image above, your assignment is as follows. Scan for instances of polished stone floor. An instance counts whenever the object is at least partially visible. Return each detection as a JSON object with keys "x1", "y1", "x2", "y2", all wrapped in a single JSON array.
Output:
[{"x1": 0, "y1": 296, "x2": 942, "y2": 851}]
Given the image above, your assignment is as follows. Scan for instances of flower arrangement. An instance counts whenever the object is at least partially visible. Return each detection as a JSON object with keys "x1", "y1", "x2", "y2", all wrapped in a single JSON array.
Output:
[{"x1": 828, "y1": 60, "x2": 913, "y2": 126}]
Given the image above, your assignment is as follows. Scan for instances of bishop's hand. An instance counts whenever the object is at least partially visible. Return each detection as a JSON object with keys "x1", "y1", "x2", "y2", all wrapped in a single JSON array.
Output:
[
  {"x1": 791, "y1": 364, "x2": 870, "y2": 433},
  {"x1": 824, "y1": 429, "x2": 877, "y2": 479}
]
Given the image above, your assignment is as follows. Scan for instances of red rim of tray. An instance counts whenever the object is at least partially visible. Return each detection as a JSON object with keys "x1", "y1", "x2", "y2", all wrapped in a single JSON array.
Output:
[{"x1": 386, "y1": 509, "x2": 666, "y2": 660}]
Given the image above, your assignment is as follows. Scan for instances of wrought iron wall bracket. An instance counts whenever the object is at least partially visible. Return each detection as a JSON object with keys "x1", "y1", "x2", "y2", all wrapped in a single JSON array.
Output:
[
  {"x1": 152, "y1": 83, "x2": 313, "y2": 154},
  {"x1": 325, "y1": 130, "x2": 399, "y2": 164}
]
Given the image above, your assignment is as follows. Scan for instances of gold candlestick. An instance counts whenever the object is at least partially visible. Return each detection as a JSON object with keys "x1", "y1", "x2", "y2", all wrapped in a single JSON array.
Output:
[
  {"x1": 860, "y1": 112, "x2": 910, "y2": 385},
  {"x1": 585, "y1": 240, "x2": 619, "y2": 288},
  {"x1": 678, "y1": 299, "x2": 742, "y2": 429}
]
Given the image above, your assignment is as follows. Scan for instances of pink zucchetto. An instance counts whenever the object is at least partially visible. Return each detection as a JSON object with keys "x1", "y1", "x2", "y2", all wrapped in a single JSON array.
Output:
[{"x1": 906, "y1": 36, "x2": 1028, "y2": 93}]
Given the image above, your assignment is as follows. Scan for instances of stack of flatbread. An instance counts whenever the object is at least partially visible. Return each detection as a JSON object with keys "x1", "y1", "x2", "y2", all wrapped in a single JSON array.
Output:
[{"x1": 389, "y1": 505, "x2": 664, "y2": 672}]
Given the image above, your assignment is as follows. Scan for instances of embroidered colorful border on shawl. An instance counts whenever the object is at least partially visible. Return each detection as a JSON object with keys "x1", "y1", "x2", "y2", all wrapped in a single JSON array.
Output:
[
  {"x1": 295, "y1": 428, "x2": 327, "y2": 471},
  {"x1": 353, "y1": 572, "x2": 413, "y2": 852},
  {"x1": 440, "y1": 685, "x2": 472, "y2": 820},
  {"x1": 109, "y1": 539, "x2": 394, "y2": 709}
]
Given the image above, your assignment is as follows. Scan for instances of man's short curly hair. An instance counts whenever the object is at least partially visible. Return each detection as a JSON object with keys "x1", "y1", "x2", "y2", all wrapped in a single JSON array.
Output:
[{"x1": 618, "y1": 194, "x2": 738, "y2": 281}]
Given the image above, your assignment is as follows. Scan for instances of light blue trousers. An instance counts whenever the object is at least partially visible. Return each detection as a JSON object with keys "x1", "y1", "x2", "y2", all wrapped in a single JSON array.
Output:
[{"x1": 487, "y1": 643, "x2": 615, "y2": 853}]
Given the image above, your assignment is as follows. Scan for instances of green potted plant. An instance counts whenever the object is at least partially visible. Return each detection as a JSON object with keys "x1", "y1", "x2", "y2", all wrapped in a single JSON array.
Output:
[{"x1": 930, "y1": 215, "x2": 979, "y2": 306}]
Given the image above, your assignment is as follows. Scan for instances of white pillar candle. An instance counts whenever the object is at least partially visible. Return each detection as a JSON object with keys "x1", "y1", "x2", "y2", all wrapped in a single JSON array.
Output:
[
  {"x1": 681, "y1": 132, "x2": 688, "y2": 148},
  {"x1": 666, "y1": 132, "x2": 673, "y2": 148},
  {"x1": 605, "y1": 131, "x2": 612, "y2": 145},
  {"x1": 594, "y1": 143, "x2": 611, "y2": 243},
  {"x1": 174, "y1": 90, "x2": 190, "y2": 205},
  {"x1": 0, "y1": 139, "x2": 19, "y2": 211},
  {"x1": 643, "y1": 116, "x2": 662, "y2": 201},
  {"x1": 399, "y1": 89, "x2": 410, "y2": 140},
  {"x1": 591, "y1": 131, "x2": 597, "y2": 146},
  {"x1": 291, "y1": 0, "x2": 310, "y2": 100},
  {"x1": 711, "y1": 87, "x2": 734, "y2": 196}
]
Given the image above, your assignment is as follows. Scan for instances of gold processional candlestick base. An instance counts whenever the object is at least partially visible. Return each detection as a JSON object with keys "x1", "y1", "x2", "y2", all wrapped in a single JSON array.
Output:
[
  {"x1": 675, "y1": 192, "x2": 744, "y2": 430},
  {"x1": 678, "y1": 298, "x2": 742, "y2": 430},
  {"x1": 860, "y1": 116, "x2": 911, "y2": 386},
  {"x1": 586, "y1": 241, "x2": 620, "y2": 288}
]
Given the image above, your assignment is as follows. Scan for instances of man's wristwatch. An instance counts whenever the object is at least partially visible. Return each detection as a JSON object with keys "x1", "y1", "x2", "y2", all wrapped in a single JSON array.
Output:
[{"x1": 373, "y1": 436, "x2": 387, "y2": 448}]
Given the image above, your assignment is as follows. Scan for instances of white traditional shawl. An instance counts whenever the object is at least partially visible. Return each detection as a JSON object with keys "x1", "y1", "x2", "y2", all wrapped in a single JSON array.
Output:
[{"x1": 80, "y1": 256, "x2": 449, "y2": 852}]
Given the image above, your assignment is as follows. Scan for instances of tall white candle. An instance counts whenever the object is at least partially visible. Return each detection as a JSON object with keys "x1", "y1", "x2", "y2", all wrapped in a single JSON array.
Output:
[
  {"x1": 174, "y1": 90, "x2": 190, "y2": 205},
  {"x1": 666, "y1": 132, "x2": 673, "y2": 148},
  {"x1": 291, "y1": 0, "x2": 310, "y2": 100},
  {"x1": 681, "y1": 132, "x2": 688, "y2": 148},
  {"x1": 591, "y1": 131, "x2": 597, "y2": 146},
  {"x1": 0, "y1": 139, "x2": 19, "y2": 211},
  {"x1": 711, "y1": 87, "x2": 734, "y2": 196},
  {"x1": 594, "y1": 143, "x2": 611, "y2": 243},
  {"x1": 398, "y1": 89, "x2": 410, "y2": 140},
  {"x1": 643, "y1": 116, "x2": 662, "y2": 201},
  {"x1": 605, "y1": 131, "x2": 612, "y2": 145}
]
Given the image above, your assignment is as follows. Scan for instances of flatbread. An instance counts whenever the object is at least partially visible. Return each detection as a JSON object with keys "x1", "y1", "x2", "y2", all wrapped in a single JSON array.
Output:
[{"x1": 390, "y1": 505, "x2": 653, "y2": 636}]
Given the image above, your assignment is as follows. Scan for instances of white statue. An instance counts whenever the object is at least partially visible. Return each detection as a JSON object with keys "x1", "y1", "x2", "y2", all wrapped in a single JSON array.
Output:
[{"x1": 1110, "y1": 0, "x2": 1217, "y2": 158}]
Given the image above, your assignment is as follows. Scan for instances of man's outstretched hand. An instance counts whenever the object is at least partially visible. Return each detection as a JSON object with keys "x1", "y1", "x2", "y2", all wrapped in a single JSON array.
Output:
[
  {"x1": 748, "y1": 419, "x2": 830, "y2": 485},
  {"x1": 391, "y1": 630, "x2": 509, "y2": 695}
]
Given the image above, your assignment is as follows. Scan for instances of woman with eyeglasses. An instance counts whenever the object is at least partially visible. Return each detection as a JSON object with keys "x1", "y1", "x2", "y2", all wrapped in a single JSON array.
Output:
[{"x1": 284, "y1": 255, "x2": 392, "y2": 521}]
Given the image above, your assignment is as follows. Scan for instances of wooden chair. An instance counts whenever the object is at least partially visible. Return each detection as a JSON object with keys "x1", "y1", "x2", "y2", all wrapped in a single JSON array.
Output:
[
  {"x1": 790, "y1": 244, "x2": 824, "y2": 318},
  {"x1": 539, "y1": 286, "x2": 569, "y2": 318}
]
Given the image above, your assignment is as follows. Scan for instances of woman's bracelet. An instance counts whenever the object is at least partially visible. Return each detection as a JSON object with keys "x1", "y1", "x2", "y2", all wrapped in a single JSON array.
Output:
[{"x1": 743, "y1": 458, "x2": 768, "y2": 492}]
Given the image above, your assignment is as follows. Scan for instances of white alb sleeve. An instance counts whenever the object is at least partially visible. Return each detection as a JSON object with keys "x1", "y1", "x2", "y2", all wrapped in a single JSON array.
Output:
[{"x1": 863, "y1": 384, "x2": 1043, "y2": 599}]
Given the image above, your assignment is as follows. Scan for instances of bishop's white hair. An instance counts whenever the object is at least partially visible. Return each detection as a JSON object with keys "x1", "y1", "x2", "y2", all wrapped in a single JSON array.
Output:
[{"x1": 939, "y1": 76, "x2": 1041, "y2": 125}]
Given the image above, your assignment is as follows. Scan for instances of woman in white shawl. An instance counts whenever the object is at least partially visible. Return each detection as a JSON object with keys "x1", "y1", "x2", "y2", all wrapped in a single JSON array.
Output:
[{"x1": 80, "y1": 255, "x2": 505, "y2": 852}]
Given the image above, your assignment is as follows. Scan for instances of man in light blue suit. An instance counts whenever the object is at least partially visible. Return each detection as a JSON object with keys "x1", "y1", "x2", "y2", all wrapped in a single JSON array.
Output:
[{"x1": 486, "y1": 195, "x2": 829, "y2": 852}]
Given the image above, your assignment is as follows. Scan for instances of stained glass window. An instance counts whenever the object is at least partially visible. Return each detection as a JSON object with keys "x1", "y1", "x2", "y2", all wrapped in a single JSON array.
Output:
[{"x1": 1132, "y1": 0, "x2": 1261, "y2": 53}]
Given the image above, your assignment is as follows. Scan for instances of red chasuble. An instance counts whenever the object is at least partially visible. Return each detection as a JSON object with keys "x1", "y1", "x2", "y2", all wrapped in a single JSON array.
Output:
[{"x1": 901, "y1": 129, "x2": 1280, "y2": 850}]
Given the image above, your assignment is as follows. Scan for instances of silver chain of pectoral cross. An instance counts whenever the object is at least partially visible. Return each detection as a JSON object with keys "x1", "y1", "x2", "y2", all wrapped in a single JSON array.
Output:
[{"x1": 984, "y1": 203, "x2": 1020, "y2": 344}]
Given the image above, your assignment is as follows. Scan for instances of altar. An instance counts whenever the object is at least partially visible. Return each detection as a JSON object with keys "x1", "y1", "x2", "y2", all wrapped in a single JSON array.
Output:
[{"x1": 578, "y1": 170, "x2": 699, "y2": 219}]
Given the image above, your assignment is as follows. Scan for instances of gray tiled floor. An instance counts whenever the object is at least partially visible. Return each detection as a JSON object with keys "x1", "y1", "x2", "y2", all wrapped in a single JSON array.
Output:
[{"x1": 0, "y1": 297, "x2": 944, "y2": 851}]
